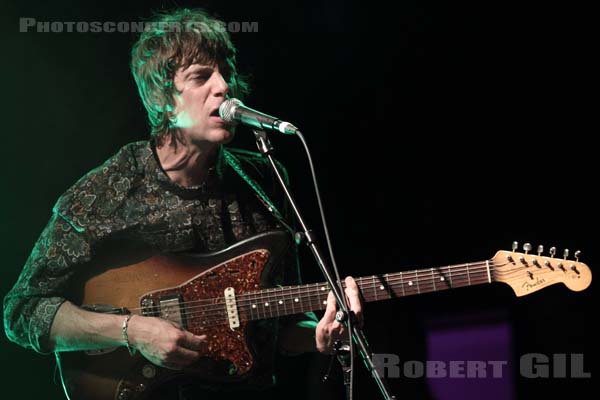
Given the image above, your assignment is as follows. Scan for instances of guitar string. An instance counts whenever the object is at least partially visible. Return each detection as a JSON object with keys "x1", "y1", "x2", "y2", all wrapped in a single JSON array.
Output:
[
  {"x1": 184, "y1": 276, "x2": 498, "y2": 326},
  {"x1": 178, "y1": 274, "x2": 496, "y2": 326},
  {"x1": 109, "y1": 262, "x2": 497, "y2": 315},
  {"x1": 160, "y1": 264, "x2": 562, "y2": 323},
  {"x1": 107, "y1": 262, "x2": 564, "y2": 324},
  {"x1": 180, "y1": 266, "x2": 497, "y2": 316},
  {"x1": 104, "y1": 261, "x2": 559, "y2": 319},
  {"x1": 97, "y1": 266, "x2": 494, "y2": 321},
  {"x1": 154, "y1": 260, "x2": 531, "y2": 316},
  {"x1": 108, "y1": 266, "x2": 550, "y2": 327}
]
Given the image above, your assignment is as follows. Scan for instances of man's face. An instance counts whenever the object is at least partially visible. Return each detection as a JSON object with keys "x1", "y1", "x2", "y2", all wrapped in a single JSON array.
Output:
[{"x1": 172, "y1": 63, "x2": 235, "y2": 145}]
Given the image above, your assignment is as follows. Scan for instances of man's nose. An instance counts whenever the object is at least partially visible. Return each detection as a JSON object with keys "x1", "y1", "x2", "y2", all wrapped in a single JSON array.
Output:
[{"x1": 212, "y1": 73, "x2": 229, "y2": 97}]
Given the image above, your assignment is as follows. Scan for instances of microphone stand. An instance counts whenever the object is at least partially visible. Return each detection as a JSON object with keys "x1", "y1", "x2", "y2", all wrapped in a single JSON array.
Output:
[{"x1": 253, "y1": 129, "x2": 397, "y2": 400}]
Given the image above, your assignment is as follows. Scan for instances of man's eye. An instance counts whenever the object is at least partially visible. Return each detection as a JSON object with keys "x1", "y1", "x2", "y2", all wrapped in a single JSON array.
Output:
[{"x1": 194, "y1": 75, "x2": 210, "y2": 82}]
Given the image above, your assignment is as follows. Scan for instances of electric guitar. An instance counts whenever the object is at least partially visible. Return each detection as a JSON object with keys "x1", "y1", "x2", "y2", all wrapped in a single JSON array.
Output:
[{"x1": 58, "y1": 230, "x2": 592, "y2": 400}]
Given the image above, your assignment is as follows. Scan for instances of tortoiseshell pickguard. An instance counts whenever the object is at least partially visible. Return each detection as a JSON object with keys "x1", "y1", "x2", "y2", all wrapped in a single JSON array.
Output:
[
  {"x1": 140, "y1": 249, "x2": 270, "y2": 376},
  {"x1": 60, "y1": 230, "x2": 291, "y2": 400}
]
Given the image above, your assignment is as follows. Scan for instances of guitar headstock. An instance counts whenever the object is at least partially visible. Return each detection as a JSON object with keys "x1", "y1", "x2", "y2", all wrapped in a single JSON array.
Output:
[{"x1": 491, "y1": 243, "x2": 592, "y2": 297}]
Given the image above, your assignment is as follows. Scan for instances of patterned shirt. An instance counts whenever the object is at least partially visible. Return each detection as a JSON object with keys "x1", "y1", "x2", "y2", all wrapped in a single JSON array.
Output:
[{"x1": 3, "y1": 141, "x2": 312, "y2": 387}]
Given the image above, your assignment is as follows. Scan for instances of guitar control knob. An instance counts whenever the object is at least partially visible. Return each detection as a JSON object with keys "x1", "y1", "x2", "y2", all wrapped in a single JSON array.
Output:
[
  {"x1": 574, "y1": 250, "x2": 582, "y2": 262},
  {"x1": 118, "y1": 388, "x2": 132, "y2": 400},
  {"x1": 549, "y1": 247, "x2": 557, "y2": 257},
  {"x1": 523, "y1": 243, "x2": 532, "y2": 254},
  {"x1": 563, "y1": 249, "x2": 569, "y2": 259},
  {"x1": 537, "y1": 245, "x2": 544, "y2": 256},
  {"x1": 142, "y1": 364, "x2": 156, "y2": 379}
]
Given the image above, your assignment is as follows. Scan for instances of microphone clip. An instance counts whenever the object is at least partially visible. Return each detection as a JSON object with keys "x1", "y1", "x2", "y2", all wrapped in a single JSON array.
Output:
[{"x1": 253, "y1": 129, "x2": 275, "y2": 155}]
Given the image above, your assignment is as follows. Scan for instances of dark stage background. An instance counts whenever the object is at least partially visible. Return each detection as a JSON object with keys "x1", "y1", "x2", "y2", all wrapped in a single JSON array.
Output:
[{"x1": 1, "y1": 1, "x2": 595, "y2": 399}]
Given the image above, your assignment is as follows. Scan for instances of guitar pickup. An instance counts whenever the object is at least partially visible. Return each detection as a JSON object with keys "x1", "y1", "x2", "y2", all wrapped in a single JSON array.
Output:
[{"x1": 224, "y1": 287, "x2": 240, "y2": 330}]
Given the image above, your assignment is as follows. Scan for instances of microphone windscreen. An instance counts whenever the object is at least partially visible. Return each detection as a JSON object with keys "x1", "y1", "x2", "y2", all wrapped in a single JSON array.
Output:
[{"x1": 219, "y1": 98, "x2": 243, "y2": 122}]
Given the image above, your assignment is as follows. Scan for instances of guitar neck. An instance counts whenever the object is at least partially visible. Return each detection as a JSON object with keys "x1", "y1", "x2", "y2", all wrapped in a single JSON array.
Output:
[{"x1": 241, "y1": 260, "x2": 494, "y2": 321}]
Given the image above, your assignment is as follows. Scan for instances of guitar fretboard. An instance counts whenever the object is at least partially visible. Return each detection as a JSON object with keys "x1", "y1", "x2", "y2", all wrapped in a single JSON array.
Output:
[{"x1": 235, "y1": 261, "x2": 493, "y2": 321}]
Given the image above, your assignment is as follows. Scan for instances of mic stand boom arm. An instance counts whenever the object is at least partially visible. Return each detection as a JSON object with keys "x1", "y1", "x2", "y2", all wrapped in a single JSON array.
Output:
[{"x1": 252, "y1": 129, "x2": 397, "y2": 400}]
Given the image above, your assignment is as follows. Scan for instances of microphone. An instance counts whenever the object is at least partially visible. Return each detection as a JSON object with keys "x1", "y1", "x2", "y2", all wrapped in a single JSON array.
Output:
[{"x1": 219, "y1": 98, "x2": 299, "y2": 135}]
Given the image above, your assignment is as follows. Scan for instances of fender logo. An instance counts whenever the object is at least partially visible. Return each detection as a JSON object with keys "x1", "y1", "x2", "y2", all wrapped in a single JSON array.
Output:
[{"x1": 522, "y1": 277, "x2": 546, "y2": 291}]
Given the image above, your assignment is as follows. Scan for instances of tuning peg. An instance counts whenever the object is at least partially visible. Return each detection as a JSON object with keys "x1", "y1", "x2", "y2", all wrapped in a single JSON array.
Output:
[
  {"x1": 537, "y1": 245, "x2": 544, "y2": 256},
  {"x1": 512, "y1": 241, "x2": 519, "y2": 252},
  {"x1": 549, "y1": 247, "x2": 556, "y2": 257},
  {"x1": 523, "y1": 243, "x2": 532, "y2": 254},
  {"x1": 563, "y1": 249, "x2": 569, "y2": 259},
  {"x1": 574, "y1": 250, "x2": 581, "y2": 262}
]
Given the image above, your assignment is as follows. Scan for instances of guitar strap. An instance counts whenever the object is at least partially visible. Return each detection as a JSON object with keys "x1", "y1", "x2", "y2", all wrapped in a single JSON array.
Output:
[{"x1": 223, "y1": 148, "x2": 295, "y2": 236}]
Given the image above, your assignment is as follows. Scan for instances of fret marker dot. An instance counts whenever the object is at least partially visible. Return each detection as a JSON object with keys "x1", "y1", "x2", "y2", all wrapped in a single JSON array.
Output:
[
  {"x1": 323, "y1": 300, "x2": 327, "y2": 305},
  {"x1": 379, "y1": 285, "x2": 385, "y2": 290},
  {"x1": 278, "y1": 300, "x2": 283, "y2": 305},
  {"x1": 408, "y1": 281, "x2": 413, "y2": 286},
  {"x1": 252, "y1": 304, "x2": 256, "y2": 308},
  {"x1": 265, "y1": 302, "x2": 269, "y2": 307},
  {"x1": 440, "y1": 277, "x2": 445, "y2": 281},
  {"x1": 321, "y1": 287, "x2": 326, "y2": 291},
  {"x1": 294, "y1": 298, "x2": 299, "y2": 302}
]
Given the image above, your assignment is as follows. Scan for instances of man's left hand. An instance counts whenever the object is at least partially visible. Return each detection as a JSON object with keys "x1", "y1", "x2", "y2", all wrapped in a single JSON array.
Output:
[{"x1": 315, "y1": 276, "x2": 363, "y2": 354}]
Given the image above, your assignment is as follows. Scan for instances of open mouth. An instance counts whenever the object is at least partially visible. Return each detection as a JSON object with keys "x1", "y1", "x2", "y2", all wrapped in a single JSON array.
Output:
[{"x1": 209, "y1": 109, "x2": 220, "y2": 117}]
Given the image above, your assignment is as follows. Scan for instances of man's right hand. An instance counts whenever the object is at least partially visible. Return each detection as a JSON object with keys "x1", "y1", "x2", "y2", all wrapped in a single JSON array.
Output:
[{"x1": 127, "y1": 315, "x2": 207, "y2": 370}]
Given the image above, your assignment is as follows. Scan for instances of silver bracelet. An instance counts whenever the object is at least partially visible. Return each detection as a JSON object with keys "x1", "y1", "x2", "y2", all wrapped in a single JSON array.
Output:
[{"x1": 121, "y1": 314, "x2": 135, "y2": 356}]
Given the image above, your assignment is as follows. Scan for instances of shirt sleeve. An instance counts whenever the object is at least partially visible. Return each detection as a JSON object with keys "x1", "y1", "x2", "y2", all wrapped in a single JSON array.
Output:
[
  {"x1": 3, "y1": 144, "x2": 140, "y2": 354},
  {"x1": 3, "y1": 212, "x2": 93, "y2": 354}
]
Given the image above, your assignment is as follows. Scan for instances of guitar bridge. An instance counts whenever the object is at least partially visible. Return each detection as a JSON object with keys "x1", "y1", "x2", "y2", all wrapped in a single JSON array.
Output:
[
  {"x1": 158, "y1": 295, "x2": 187, "y2": 329},
  {"x1": 141, "y1": 298, "x2": 159, "y2": 317}
]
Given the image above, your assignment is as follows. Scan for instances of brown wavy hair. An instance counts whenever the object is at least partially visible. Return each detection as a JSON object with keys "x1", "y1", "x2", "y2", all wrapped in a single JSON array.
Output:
[{"x1": 130, "y1": 8, "x2": 249, "y2": 145}]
